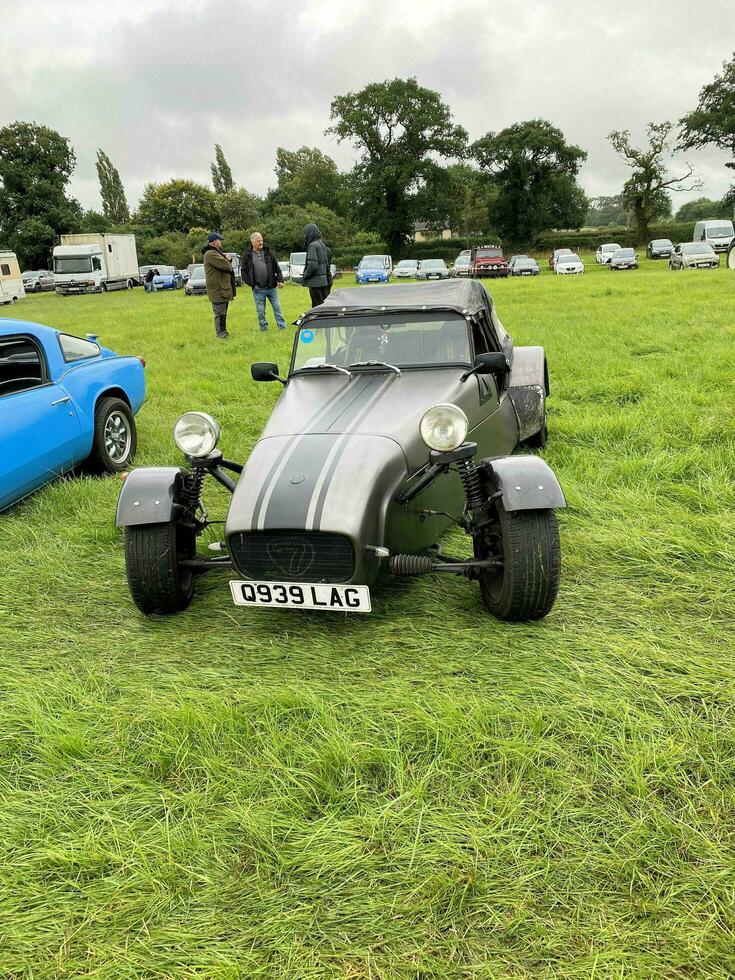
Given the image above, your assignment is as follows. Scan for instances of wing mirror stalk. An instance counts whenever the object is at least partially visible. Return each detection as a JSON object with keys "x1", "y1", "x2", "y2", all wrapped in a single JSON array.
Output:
[
  {"x1": 251, "y1": 361, "x2": 287, "y2": 385},
  {"x1": 460, "y1": 352, "x2": 508, "y2": 383}
]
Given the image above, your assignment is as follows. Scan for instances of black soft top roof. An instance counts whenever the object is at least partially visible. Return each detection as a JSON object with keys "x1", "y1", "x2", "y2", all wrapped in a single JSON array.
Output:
[{"x1": 308, "y1": 279, "x2": 494, "y2": 319}]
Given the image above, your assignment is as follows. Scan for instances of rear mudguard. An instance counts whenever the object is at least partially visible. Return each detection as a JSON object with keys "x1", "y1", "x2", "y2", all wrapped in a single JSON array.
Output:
[
  {"x1": 507, "y1": 346, "x2": 548, "y2": 441},
  {"x1": 478, "y1": 455, "x2": 565, "y2": 511},
  {"x1": 115, "y1": 467, "x2": 186, "y2": 527}
]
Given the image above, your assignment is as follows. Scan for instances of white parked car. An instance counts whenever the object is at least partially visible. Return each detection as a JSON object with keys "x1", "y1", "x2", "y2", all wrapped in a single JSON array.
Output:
[
  {"x1": 596, "y1": 243, "x2": 622, "y2": 264},
  {"x1": 555, "y1": 253, "x2": 585, "y2": 275}
]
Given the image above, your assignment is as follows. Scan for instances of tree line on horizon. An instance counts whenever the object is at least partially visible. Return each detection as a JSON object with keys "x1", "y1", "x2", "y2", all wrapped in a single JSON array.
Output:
[{"x1": 1, "y1": 56, "x2": 733, "y2": 269}]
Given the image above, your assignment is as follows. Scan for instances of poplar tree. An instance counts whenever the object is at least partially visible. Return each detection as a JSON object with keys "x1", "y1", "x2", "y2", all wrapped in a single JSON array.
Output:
[
  {"x1": 95, "y1": 149, "x2": 130, "y2": 223},
  {"x1": 211, "y1": 144, "x2": 234, "y2": 194}
]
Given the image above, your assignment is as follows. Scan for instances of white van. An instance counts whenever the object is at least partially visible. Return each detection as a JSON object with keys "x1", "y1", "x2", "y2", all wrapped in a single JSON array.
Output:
[
  {"x1": 0, "y1": 251, "x2": 26, "y2": 305},
  {"x1": 693, "y1": 219, "x2": 735, "y2": 253}
]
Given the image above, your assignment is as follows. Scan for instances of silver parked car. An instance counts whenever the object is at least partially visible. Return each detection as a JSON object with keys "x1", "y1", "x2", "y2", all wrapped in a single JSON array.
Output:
[
  {"x1": 609, "y1": 248, "x2": 639, "y2": 271},
  {"x1": 184, "y1": 265, "x2": 207, "y2": 295},
  {"x1": 451, "y1": 255, "x2": 472, "y2": 277},
  {"x1": 417, "y1": 259, "x2": 449, "y2": 280},
  {"x1": 394, "y1": 259, "x2": 420, "y2": 279},
  {"x1": 669, "y1": 242, "x2": 719, "y2": 270},
  {"x1": 21, "y1": 269, "x2": 55, "y2": 292}
]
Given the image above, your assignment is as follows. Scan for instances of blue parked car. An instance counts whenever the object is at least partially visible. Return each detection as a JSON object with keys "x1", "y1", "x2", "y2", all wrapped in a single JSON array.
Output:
[
  {"x1": 0, "y1": 319, "x2": 146, "y2": 513},
  {"x1": 355, "y1": 255, "x2": 390, "y2": 284},
  {"x1": 152, "y1": 265, "x2": 184, "y2": 291}
]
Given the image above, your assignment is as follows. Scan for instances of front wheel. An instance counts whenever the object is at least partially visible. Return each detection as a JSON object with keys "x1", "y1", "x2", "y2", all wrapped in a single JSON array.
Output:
[
  {"x1": 124, "y1": 521, "x2": 196, "y2": 614},
  {"x1": 476, "y1": 507, "x2": 560, "y2": 621}
]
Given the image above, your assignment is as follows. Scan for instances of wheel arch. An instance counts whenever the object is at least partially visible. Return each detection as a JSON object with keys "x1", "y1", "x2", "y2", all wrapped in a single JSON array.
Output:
[{"x1": 95, "y1": 386, "x2": 131, "y2": 410}]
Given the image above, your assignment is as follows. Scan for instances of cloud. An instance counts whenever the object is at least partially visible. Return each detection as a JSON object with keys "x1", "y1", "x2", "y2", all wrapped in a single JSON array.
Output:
[{"x1": 1, "y1": 0, "x2": 732, "y2": 212}]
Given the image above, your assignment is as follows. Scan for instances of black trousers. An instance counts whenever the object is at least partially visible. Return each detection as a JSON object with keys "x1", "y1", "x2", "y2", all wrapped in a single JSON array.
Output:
[
  {"x1": 212, "y1": 301, "x2": 229, "y2": 337},
  {"x1": 308, "y1": 285, "x2": 330, "y2": 307}
]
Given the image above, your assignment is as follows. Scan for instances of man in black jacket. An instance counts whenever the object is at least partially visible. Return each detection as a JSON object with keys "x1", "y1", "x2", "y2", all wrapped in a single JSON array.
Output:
[
  {"x1": 302, "y1": 223, "x2": 332, "y2": 307},
  {"x1": 241, "y1": 232, "x2": 286, "y2": 331}
]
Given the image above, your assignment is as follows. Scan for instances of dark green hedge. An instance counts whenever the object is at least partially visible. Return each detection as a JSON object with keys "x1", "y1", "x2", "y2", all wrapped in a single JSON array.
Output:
[
  {"x1": 533, "y1": 221, "x2": 696, "y2": 252},
  {"x1": 331, "y1": 238, "x2": 492, "y2": 269}
]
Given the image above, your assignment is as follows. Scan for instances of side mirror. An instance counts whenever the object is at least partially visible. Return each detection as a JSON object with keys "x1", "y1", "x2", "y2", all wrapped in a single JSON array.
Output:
[
  {"x1": 460, "y1": 351, "x2": 508, "y2": 383},
  {"x1": 251, "y1": 361, "x2": 285, "y2": 384},
  {"x1": 474, "y1": 352, "x2": 508, "y2": 375}
]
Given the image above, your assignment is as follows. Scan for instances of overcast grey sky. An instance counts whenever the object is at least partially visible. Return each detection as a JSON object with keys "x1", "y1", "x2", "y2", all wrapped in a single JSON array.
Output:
[{"x1": 2, "y1": 0, "x2": 733, "y2": 213}]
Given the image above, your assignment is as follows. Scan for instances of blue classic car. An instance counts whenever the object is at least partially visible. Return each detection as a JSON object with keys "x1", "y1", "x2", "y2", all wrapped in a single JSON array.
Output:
[
  {"x1": 152, "y1": 266, "x2": 184, "y2": 291},
  {"x1": 0, "y1": 319, "x2": 146, "y2": 512}
]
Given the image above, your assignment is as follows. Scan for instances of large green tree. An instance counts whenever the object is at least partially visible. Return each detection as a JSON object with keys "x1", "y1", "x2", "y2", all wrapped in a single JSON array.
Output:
[
  {"x1": 679, "y1": 52, "x2": 735, "y2": 204},
  {"x1": 95, "y1": 149, "x2": 130, "y2": 223},
  {"x1": 674, "y1": 196, "x2": 730, "y2": 222},
  {"x1": 254, "y1": 204, "x2": 348, "y2": 255},
  {"x1": 585, "y1": 194, "x2": 628, "y2": 227},
  {"x1": 609, "y1": 123, "x2": 696, "y2": 243},
  {"x1": 274, "y1": 146, "x2": 345, "y2": 212},
  {"x1": 216, "y1": 188, "x2": 262, "y2": 230},
  {"x1": 211, "y1": 144, "x2": 235, "y2": 194},
  {"x1": 471, "y1": 119, "x2": 587, "y2": 246},
  {"x1": 0, "y1": 121, "x2": 82, "y2": 266},
  {"x1": 135, "y1": 179, "x2": 220, "y2": 234},
  {"x1": 327, "y1": 78, "x2": 467, "y2": 257}
]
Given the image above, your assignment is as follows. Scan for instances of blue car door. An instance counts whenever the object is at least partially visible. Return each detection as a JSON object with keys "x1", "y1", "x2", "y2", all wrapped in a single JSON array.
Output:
[{"x1": 0, "y1": 334, "x2": 81, "y2": 511}]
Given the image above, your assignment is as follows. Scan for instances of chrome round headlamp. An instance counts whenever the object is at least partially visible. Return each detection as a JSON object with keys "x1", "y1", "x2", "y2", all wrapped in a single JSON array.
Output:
[
  {"x1": 173, "y1": 411, "x2": 221, "y2": 458},
  {"x1": 419, "y1": 403, "x2": 468, "y2": 452}
]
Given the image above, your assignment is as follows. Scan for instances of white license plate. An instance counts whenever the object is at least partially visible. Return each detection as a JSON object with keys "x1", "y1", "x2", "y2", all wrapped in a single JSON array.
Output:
[{"x1": 230, "y1": 580, "x2": 371, "y2": 612}]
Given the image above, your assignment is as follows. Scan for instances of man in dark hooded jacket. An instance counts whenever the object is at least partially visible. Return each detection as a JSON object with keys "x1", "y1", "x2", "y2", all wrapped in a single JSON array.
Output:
[{"x1": 302, "y1": 223, "x2": 332, "y2": 307}]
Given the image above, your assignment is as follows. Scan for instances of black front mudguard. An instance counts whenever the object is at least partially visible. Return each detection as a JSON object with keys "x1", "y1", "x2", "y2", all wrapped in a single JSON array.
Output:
[
  {"x1": 115, "y1": 467, "x2": 187, "y2": 527},
  {"x1": 477, "y1": 456, "x2": 566, "y2": 512}
]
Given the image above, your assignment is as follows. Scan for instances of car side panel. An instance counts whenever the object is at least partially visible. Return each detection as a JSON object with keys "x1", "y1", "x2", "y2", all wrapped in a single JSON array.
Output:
[
  {"x1": 0, "y1": 383, "x2": 82, "y2": 512},
  {"x1": 56, "y1": 356, "x2": 145, "y2": 461}
]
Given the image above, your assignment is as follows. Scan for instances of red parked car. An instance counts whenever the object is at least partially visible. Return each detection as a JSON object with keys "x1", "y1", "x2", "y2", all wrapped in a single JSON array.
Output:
[{"x1": 470, "y1": 244, "x2": 509, "y2": 278}]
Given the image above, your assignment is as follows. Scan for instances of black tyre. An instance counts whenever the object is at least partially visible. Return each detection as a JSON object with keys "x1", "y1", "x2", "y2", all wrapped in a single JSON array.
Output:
[
  {"x1": 86, "y1": 397, "x2": 137, "y2": 473},
  {"x1": 727, "y1": 243, "x2": 735, "y2": 270},
  {"x1": 124, "y1": 521, "x2": 196, "y2": 614},
  {"x1": 476, "y1": 507, "x2": 560, "y2": 621},
  {"x1": 34, "y1": 283, "x2": 42, "y2": 292}
]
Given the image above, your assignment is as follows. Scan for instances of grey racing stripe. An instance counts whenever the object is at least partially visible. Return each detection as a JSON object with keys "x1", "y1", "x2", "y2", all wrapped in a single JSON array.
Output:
[
  {"x1": 257, "y1": 375, "x2": 377, "y2": 530},
  {"x1": 308, "y1": 374, "x2": 397, "y2": 530},
  {"x1": 250, "y1": 376, "x2": 369, "y2": 530}
]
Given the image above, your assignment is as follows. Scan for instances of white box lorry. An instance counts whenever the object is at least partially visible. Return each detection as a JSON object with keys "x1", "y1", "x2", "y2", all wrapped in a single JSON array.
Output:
[
  {"x1": 53, "y1": 234, "x2": 140, "y2": 295},
  {"x1": 0, "y1": 251, "x2": 26, "y2": 305}
]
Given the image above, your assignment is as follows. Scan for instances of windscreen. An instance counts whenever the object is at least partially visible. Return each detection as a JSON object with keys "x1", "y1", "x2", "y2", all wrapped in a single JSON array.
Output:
[
  {"x1": 683, "y1": 243, "x2": 714, "y2": 254},
  {"x1": 705, "y1": 224, "x2": 733, "y2": 239},
  {"x1": 616, "y1": 249, "x2": 635, "y2": 258},
  {"x1": 290, "y1": 252, "x2": 306, "y2": 264},
  {"x1": 558, "y1": 254, "x2": 579, "y2": 263},
  {"x1": 422, "y1": 260, "x2": 445, "y2": 269},
  {"x1": 155, "y1": 266, "x2": 175, "y2": 276},
  {"x1": 652, "y1": 240, "x2": 671, "y2": 247},
  {"x1": 475, "y1": 248, "x2": 501, "y2": 259},
  {"x1": 292, "y1": 312, "x2": 472, "y2": 373},
  {"x1": 191, "y1": 267, "x2": 205, "y2": 280},
  {"x1": 359, "y1": 258, "x2": 385, "y2": 270},
  {"x1": 54, "y1": 256, "x2": 92, "y2": 274}
]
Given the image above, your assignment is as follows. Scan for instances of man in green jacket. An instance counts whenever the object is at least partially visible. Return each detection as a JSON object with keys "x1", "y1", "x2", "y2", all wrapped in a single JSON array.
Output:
[{"x1": 202, "y1": 232, "x2": 236, "y2": 339}]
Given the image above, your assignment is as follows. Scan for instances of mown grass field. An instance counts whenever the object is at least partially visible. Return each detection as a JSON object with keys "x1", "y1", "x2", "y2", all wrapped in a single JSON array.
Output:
[{"x1": 1, "y1": 257, "x2": 734, "y2": 978}]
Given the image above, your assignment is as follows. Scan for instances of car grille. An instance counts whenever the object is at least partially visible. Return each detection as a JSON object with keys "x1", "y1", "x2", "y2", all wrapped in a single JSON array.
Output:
[{"x1": 228, "y1": 531, "x2": 355, "y2": 582}]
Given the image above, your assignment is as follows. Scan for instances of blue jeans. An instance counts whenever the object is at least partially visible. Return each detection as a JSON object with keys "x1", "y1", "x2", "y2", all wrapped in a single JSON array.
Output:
[{"x1": 253, "y1": 287, "x2": 286, "y2": 331}]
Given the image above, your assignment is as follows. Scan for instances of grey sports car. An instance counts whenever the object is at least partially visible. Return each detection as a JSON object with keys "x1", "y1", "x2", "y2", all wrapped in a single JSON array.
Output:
[{"x1": 117, "y1": 281, "x2": 565, "y2": 621}]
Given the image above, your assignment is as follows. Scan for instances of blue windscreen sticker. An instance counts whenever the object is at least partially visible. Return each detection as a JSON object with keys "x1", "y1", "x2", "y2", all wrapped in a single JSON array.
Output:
[{"x1": 301, "y1": 329, "x2": 314, "y2": 344}]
